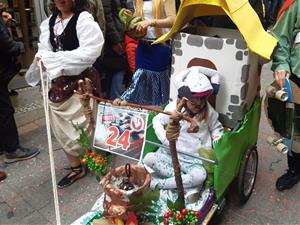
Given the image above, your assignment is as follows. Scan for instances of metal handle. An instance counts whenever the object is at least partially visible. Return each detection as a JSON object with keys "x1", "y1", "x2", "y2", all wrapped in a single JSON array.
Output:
[{"x1": 145, "y1": 140, "x2": 217, "y2": 164}]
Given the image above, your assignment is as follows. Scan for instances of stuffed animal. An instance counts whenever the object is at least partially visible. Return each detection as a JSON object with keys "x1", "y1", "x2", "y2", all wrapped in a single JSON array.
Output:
[{"x1": 118, "y1": 8, "x2": 145, "y2": 39}]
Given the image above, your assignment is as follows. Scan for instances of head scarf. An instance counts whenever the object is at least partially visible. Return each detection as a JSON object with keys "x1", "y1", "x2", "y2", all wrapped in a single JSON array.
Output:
[{"x1": 174, "y1": 67, "x2": 214, "y2": 100}]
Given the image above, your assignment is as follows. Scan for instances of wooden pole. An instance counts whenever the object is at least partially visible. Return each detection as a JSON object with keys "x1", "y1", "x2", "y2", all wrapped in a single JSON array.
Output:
[
  {"x1": 75, "y1": 94, "x2": 199, "y2": 133},
  {"x1": 169, "y1": 140, "x2": 185, "y2": 206},
  {"x1": 167, "y1": 98, "x2": 188, "y2": 207}
]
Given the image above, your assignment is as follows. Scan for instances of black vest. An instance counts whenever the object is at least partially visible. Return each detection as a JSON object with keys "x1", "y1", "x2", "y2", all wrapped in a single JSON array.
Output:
[{"x1": 49, "y1": 12, "x2": 81, "y2": 52}]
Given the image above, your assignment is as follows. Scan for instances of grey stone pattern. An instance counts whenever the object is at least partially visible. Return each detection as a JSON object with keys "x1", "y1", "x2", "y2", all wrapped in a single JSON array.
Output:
[
  {"x1": 231, "y1": 95, "x2": 239, "y2": 104},
  {"x1": 171, "y1": 33, "x2": 256, "y2": 128},
  {"x1": 241, "y1": 83, "x2": 249, "y2": 100},
  {"x1": 204, "y1": 37, "x2": 224, "y2": 50},
  {"x1": 226, "y1": 39, "x2": 235, "y2": 45},
  {"x1": 236, "y1": 51, "x2": 244, "y2": 61},
  {"x1": 187, "y1": 35, "x2": 204, "y2": 47},
  {"x1": 241, "y1": 64, "x2": 250, "y2": 82},
  {"x1": 235, "y1": 39, "x2": 247, "y2": 49},
  {"x1": 171, "y1": 33, "x2": 184, "y2": 76}
]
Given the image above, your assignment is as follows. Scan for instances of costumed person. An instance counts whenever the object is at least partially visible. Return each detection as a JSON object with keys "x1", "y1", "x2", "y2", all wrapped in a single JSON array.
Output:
[
  {"x1": 100, "y1": 0, "x2": 129, "y2": 100},
  {"x1": 271, "y1": 0, "x2": 300, "y2": 191},
  {"x1": 263, "y1": 0, "x2": 285, "y2": 28},
  {"x1": 143, "y1": 66, "x2": 224, "y2": 198},
  {"x1": 0, "y1": 4, "x2": 40, "y2": 165},
  {"x1": 25, "y1": 0, "x2": 104, "y2": 188},
  {"x1": 1, "y1": 4, "x2": 19, "y2": 96},
  {"x1": 116, "y1": 0, "x2": 176, "y2": 106},
  {"x1": 46, "y1": 0, "x2": 106, "y2": 34}
]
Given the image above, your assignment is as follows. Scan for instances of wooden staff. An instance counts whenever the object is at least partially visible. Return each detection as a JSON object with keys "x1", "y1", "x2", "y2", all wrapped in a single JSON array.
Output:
[
  {"x1": 167, "y1": 98, "x2": 188, "y2": 207},
  {"x1": 77, "y1": 79, "x2": 95, "y2": 130}
]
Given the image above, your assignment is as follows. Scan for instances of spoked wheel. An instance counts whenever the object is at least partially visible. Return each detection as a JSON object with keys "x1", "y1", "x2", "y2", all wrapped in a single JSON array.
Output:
[{"x1": 235, "y1": 146, "x2": 258, "y2": 204}]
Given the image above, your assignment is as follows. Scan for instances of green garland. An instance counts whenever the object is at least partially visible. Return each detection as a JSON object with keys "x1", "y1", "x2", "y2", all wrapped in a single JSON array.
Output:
[{"x1": 164, "y1": 198, "x2": 199, "y2": 225}]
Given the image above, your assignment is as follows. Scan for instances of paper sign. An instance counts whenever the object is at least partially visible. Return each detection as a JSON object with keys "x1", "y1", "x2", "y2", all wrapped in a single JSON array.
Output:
[{"x1": 93, "y1": 103, "x2": 148, "y2": 161}]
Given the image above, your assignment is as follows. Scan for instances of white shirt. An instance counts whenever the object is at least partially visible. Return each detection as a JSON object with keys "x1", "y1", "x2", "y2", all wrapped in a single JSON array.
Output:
[
  {"x1": 142, "y1": 1, "x2": 170, "y2": 39},
  {"x1": 25, "y1": 11, "x2": 104, "y2": 86},
  {"x1": 153, "y1": 101, "x2": 224, "y2": 156}
]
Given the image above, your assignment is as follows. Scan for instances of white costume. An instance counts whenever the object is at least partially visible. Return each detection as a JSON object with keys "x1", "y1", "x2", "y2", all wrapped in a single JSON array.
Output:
[
  {"x1": 25, "y1": 11, "x2": 104, "y2": 156},
  {"x1": 143, "y1": 67, "x2": 224, "y2": 190},
  {"x1": 26, "y1": 11, "x2": 104, "y2": 85}
]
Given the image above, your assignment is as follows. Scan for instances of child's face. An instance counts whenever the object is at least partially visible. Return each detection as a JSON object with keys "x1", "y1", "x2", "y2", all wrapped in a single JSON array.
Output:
[{"x1": 186, "y1": 98, "x2": 206, "y2": 114}]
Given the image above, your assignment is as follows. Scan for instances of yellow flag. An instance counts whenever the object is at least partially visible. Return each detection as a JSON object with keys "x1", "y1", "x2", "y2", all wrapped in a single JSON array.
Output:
[{"x1": 154, "y1": 0, "x2": 277, "y2": 59}]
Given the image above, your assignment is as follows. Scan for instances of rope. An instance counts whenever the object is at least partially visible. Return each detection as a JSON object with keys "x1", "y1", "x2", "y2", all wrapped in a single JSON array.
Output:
[{"x1": 38, "y1": 62, "x2": 61, "y2": 225}]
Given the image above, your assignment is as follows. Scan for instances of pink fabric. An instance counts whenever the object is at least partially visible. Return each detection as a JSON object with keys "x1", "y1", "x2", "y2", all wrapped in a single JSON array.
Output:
[{"x1": 191, "y1": 90, "x2": 212, "y2": 98}]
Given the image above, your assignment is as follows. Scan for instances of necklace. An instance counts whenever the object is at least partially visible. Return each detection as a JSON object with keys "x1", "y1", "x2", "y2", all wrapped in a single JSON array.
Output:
[{"x1": 53, "y1": 17, "x2": 65, "y2": 51}]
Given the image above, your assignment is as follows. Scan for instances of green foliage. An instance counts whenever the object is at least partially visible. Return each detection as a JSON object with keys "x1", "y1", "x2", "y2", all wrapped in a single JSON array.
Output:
[
  {"x1": 128, "y1": 188, "x2": 160, "y2": 213},
  {"x1": 167, "y1": 197, "x2": 184, "y2": 212},
  {"x1": 73, "y1": 122, "x2": 92, "y2": 152},
  {"x1": 73, "y1": 122, "x2": 110, "y2": 177}
]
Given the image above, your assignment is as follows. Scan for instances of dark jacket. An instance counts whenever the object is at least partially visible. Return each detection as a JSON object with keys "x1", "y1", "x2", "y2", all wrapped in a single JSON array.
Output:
[
  {"x1": 209, "y1": 0, "x2": 265, "y2": 29},
  {"x1": 0, "y1": 16, "x2": 23, "y2": 84},
  {"x1": 100, "y1": 0, "x2": 128, "y2": 73}
]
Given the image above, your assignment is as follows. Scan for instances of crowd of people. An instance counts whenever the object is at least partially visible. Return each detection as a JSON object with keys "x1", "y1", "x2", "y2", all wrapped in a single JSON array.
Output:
[{"x1": 0, "y1": 0, "x2": 300, "y2": 198}]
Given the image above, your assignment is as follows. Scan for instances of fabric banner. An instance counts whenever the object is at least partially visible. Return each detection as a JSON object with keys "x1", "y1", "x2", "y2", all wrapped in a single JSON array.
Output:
[{"x1": 93, "y1": 103, "x2": 148, "y2": 161}]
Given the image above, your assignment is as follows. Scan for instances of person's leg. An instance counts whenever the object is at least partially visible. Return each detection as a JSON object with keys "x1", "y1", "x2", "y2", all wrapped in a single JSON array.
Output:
[
  {"x1": 0, "y1": 84, "x2": 39, "y2": 163},
  {"x1": 109, "y1": 70, "x2": 126, "y2": 100},
  {"x1": 0, "y1": 84, "x2": 19, "y2": 154},
  {"x1": 159, "y1": 165, "x2": 207, "y2": 189},
  {"x1": 49, "y1": 95, "x2": 92, "y2": 188},
  {"x1": 144, "y1": 151, "x2": 207, "y2": 189},
  {"x1": 276, "y1": 151, "x2": 300, "y2": 191},
  {"x1": 143, "y1": 151, "x2": 175, "y2": 178},
  {"x1": 57, "y1": 151, "x2": 86, "y2": 189},
  {"x1": 0, "y1": 171, "x2": 7, "y2": 182}
]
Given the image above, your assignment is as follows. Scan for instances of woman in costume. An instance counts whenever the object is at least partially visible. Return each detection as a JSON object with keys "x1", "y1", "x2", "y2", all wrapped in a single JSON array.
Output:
[
  {"x1": 25, "y1": 0, "x2": 104, "y2": 188},
  {"x1": 143, "y1": 67, "x2": 223, "y2": 198},
  {"x1": 118, "y1": 0, "x2": 176, "y2": 106},
  {"x1": 271, "y1": 0, "x2": 300, "y2": 191}
]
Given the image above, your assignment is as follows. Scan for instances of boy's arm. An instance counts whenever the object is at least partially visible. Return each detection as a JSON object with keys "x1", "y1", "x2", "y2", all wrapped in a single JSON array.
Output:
[
  {"x1": 152, "y1": 101, "x2": 176, "y2": 145},
  {"x1": 271, "y1": 1, "x2": 298, "y2": 74},
  {"x1": 207, "y1": 104, "x2": 224, "y2": 142},
  {"x1": 0, "y1": 18, "x2": 23, "y2": 57}
]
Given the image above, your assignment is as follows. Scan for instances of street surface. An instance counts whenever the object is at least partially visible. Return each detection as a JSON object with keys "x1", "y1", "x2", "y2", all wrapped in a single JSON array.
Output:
[{"x1": 1, "y1": 63, "x2": 300, "y2": 225}]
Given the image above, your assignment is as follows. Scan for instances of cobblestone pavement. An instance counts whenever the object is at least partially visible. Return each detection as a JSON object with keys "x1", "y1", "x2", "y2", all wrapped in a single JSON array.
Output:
[{"x1": 1, "y1": 63, "x2": 300, "y2": 225}]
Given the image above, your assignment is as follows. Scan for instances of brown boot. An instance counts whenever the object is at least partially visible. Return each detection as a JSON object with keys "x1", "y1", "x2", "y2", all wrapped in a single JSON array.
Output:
[{"x1": 0, "y1": 171, "x2": 7, "y2": 181}]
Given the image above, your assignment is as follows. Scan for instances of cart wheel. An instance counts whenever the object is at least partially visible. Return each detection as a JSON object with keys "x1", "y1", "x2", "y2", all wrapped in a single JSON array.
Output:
[{"x1": 236, "y1": 146, "x2": 258, "y2": 204}]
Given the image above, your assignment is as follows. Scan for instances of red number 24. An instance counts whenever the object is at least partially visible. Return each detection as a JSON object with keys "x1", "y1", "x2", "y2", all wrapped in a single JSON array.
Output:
[{"x1": 106, "y1": 126, "x2": 131, "y2": 150}]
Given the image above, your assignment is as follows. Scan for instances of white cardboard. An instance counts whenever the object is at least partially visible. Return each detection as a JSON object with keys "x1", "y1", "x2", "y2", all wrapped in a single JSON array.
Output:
[{"x1": 170, "y1": 28, "x2": 261, "y2": 128}]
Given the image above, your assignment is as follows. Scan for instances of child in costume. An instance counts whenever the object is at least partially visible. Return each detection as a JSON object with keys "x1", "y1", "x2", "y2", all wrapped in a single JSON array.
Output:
[
  {"x1": 118, "y1": 0, "x2": 176, "y2": 106},
  {"x1": 143, "y1": 66, "x2": 224, "y2": 196},
  {"x1": 271, "y1": 0, "x2": 300, "y2": 191}
]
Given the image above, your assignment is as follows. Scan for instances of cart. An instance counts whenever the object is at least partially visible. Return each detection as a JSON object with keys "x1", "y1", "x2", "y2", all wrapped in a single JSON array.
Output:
[{"x1": 71, "y1": 1, "x2": 277, "y2": 224}]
